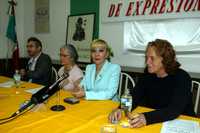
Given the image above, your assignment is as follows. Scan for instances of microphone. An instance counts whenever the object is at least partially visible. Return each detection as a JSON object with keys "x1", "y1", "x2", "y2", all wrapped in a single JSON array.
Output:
[
  {"x1": 49, "y1": 72, "x2": 68, "y2": 90},
  {"x1": 31, "y1": 72, "x2": 69, "y2": 103},
  {"x1": 12, "y1": 72, "x2": 69, "y2": 116},
  {"x1": 11, "y1": 100, "x2": 34, "y2": 117}
]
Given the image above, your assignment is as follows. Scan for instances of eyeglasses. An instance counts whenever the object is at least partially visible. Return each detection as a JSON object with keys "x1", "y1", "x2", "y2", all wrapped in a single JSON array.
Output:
[
  {"x1": 26, "y1": 44, "x2": 35, "y2": 48},
  {"x1": 59, "y1": 53, "x2": 70, "y2": 57},
  {"x1": 91, "y1": 48, "x2": 106, "y2": 53}
]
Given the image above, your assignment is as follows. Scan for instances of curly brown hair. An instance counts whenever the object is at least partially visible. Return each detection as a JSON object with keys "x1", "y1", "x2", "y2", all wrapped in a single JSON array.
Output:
[{"x1": 145, "y1": 39, "x2": 181, "y2": 75}]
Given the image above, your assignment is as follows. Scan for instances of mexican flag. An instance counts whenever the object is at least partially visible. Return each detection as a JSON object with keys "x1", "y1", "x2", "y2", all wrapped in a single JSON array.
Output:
[{"x1": 6, "y1": 0, "x2": 20, "y2": 71}]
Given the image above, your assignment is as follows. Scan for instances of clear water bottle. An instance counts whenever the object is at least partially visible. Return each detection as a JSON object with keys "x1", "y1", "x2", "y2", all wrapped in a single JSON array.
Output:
[
  {"x1": 120, "y1": 89, "x2": 132, "y2": 114},
  {"x1": 13, "y1": 70, "x2": 21, "y2": 87}
]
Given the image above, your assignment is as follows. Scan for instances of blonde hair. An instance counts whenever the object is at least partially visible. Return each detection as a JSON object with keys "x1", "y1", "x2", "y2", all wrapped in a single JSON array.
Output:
[{"x1": 91, "y1": 39, "x2": 114, "y2": 60}]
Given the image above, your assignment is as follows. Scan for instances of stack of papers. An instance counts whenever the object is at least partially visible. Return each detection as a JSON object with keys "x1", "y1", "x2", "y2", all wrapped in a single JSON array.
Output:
[
  {"x1": 0, "y1": 81, "x2": 14, "y2": 88},
  {"x1": 24, "y1": 86, "x2": 44, "y2": 94},
  {"x1": 161, "y1": 119, "x2": 200, "y2": 133}
]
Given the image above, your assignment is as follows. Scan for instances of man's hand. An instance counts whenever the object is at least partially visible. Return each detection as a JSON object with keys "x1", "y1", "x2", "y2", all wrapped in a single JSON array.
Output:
[{"x1": 128, "y1": 114, "x2": 147, "y2": 128}]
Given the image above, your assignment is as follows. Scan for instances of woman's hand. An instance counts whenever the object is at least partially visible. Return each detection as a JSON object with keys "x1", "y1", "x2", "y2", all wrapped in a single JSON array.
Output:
[
  {"x1": 71, "y1": 87, "x2": 85, "y2": 98},
  {"x1": 128, "y1": 113, "x2": 147, "y2": 128},
  {"x1": 108, "y1": 108, "x2": 123, "y2": 123}
]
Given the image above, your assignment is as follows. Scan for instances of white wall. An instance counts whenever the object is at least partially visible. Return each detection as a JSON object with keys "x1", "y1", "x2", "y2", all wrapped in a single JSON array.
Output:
[
  {"x1": 99, "y1": 0, "x2": 200, "y2": 74},
  {"x1": 0, "y1": 0, "x2": 70, "y2": 61},
  {"x1": 0, "y1": 0, "x2": 7, "y2": 59},
  {"x1": 0, "y1": 0, "x2": 25, "y2": 59},
  {"x1": 23, "y1": 0, "x2": 70, "y2": 60}
]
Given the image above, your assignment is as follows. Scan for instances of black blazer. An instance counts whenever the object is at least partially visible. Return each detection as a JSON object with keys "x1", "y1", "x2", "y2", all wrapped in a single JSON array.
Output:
[{"x1": 27, "y1": 53, "x2": 52, "y2": 86}]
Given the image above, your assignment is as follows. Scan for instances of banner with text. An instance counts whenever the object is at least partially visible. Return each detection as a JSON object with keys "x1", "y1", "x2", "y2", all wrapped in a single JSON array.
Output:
[{"x1": 102, "y1": 0, "x2": 200, "y2": 22}]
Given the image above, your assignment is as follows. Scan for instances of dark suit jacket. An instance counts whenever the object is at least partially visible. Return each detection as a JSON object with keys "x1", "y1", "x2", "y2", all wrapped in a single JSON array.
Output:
[{"x1": 27, "y1": 53, "x2": 52, "y2": 86}]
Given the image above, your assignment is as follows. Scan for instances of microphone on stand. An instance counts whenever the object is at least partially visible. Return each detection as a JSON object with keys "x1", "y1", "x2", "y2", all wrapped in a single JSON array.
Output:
[
  {"x1": 31, "y1": 72, "x2": 69, "y2": 104},
  {"x1": 49, "y1": 72, "x2": 68, "y2": 90},
  {"x1": 49, "y1": 72, "x2": 69, "y2": 111},
  {"x1": 12, "y1": 72, "x2": 69, "y2": 116}
]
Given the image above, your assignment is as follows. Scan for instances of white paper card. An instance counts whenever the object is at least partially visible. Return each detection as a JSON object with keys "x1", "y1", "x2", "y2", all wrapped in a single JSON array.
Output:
[
  {"x1": 25, "y1": 86, "x2": 44, "y2": 94},
  {"x1": 161, "y1": 119, "x2": 200, "y2": 133},
  {"x1": 0, "y1": 81, "x2": 15, "y2": 88}
]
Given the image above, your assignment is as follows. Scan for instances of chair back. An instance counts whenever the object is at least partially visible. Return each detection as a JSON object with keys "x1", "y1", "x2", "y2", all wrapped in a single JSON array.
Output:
[
  {"x1": 191, "y1": 80, "x2": 200, "y2": 114},
  {"x1": 118, "y1": 72, "x2": 135, "y2": 97}
]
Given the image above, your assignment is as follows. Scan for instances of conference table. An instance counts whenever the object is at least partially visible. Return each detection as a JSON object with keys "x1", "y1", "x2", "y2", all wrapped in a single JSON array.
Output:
[{"x1": 0, "y1": 76, "x2": 199, "y2": 133}]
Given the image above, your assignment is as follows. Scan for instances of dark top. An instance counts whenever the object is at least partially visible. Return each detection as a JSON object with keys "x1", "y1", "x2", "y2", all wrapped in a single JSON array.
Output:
[
  {"x1": 131, "y1": 69, "x2": 195, "y2": 125},
  {"x1": 27, "y1": 53, "x2": 52, "y2": 86}
]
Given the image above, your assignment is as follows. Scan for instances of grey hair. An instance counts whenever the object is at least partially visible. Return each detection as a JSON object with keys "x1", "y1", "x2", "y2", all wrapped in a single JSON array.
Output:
[{"x1": 60, "y1": 44, "x2": 79, "y2": 63}]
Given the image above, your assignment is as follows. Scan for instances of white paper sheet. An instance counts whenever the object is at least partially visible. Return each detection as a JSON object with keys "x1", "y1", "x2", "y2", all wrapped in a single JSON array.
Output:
[
  {"x1": 0, "y1": 81, "x2": 15, "y2": 88},
  {"x1": 161, "y1": 119, "x2": 200, "y2": 133},
  {"x1": 24, "y1": 86, "x2": 44, "y2": 94}
]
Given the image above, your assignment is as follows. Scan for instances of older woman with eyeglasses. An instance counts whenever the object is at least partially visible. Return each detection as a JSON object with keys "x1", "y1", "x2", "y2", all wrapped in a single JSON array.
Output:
[
  {"x1": 72, "y1": 39, "x2": 121, "y2": 101},
  {"x1": 58, "y1": 44, "x2": 83, "y2": 91}
]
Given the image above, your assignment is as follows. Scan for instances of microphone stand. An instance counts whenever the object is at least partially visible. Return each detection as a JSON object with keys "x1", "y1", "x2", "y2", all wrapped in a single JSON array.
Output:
[
  {"x1": 50, "y1": 86, "x2": 65, "y2": 111},
  {"x1": 50, "y1": 73, "x2": 68, "y2": 111},
  {"x1": 0, "y1": 73, "x2": 69, "y2": 124}
]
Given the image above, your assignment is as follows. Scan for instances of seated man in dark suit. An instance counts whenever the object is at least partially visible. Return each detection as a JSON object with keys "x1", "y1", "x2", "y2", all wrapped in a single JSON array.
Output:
[{"x1": 20, "y1": 37, "x2": 52, "y2": 86}]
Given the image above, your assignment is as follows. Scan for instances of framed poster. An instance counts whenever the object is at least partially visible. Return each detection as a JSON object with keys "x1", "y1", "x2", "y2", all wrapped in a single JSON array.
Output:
[
  {"x1": 35, "y1": 0, "x2": 49, "y2": 33},
  {"x1": 66, "y1": 13, "x2": 95, "y2": 63}
]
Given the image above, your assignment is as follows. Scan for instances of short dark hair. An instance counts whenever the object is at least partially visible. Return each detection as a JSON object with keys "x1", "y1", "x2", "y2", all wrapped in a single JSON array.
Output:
[
  {"x1": 60, "y1": 44, "x2": 79, "y2": 63},
  {"x1": 27, "y1": 37, "x2": 42, "y2": 48},
  {"x1": 145, "y1": 39, "x2": 181, "y2": 75}
]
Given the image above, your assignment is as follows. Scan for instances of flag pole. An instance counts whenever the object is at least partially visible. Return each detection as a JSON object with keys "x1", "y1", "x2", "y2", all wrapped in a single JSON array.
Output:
[
  {"x1": 6, "y1": 0, "x2": 20, "y2": 74},
  {"x1": 5, "y1": 39, "x2": 10, "y2": 75}
]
